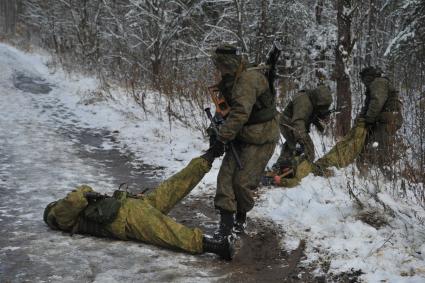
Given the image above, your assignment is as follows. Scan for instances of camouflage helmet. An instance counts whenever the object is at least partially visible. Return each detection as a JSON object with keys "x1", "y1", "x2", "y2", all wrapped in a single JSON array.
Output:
[
  {"x1": 359, "y1": 66, "x2": 382, "y2": 78},
  {"x1": 310, "y1": 85, "x2": 332, "y2": 107},
  {"x1": 211, "y1": 44, "x2": 242, "y2": 73},
  {"x1": 43, "y1": 201, "x2": 58, "y2": 225}
]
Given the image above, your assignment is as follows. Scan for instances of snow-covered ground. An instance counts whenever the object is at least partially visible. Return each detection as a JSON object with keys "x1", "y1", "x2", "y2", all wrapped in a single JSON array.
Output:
[
  {"x1": 1, "y1": 43, "x2": 425, "y2": 282},
  {"x1": 0, "y1": 43, "x2": 222, "y2": 282}
]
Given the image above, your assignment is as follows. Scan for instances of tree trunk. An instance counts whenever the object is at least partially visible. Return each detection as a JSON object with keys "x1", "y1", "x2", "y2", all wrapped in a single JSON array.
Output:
[
  {"x1": 0, "y1": 0, "x2": 18, "y2": 35},
  {"x1": 335, "y1": 0, "x2": 353, "y2": 137},
  {"x1": 316, "y1": 0, "x2": 324, "y2": 25},
  {"x1": 365, "y1": 0, "x2": 376, "y2": 65},
  {"x1": 255, "y1": 0, "x2": 268, "y2": 63},
  {"x1": 151, "y1": 57, "x2": 161, "y2": 89}
]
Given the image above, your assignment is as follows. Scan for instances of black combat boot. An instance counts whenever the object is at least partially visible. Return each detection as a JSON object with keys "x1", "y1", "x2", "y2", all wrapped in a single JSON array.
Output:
[
  {"x1": 214, "y1": 210, "x2": 234, "y2": 240},
  {"x1": 233, "y1": 211, "x2": 247, "y2": 234},
  {"x1": 202, "y1": 235, "x2": 235, "y2": 260}
]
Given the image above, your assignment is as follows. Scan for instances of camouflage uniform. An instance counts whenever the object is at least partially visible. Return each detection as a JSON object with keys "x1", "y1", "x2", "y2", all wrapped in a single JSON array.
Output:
[
  {"x1": 273, "y1": 120, "x2": 369, "y2": 188},
  {"x1": 357, "y1": 68, "x2": 402, "y2": 168},
  {"x1": 44, "y1": 157, "x2": 210, "y2": 254},
  {"x1": 212, "y1": 48, "x2": 279, "y2": 214},
  {"x1": 273, "y1": 85, "x2": 333, "y2": 171}
]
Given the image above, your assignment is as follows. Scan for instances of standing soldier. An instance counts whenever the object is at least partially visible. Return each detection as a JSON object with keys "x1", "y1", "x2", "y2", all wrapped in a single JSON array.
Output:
[
  {"x1": 209, "y1": 44, "x2": 279, "y2": 238},
  {"x1": 271, "y1": 84, "x2": 333, "y2": 175},
  {"x1": 357, "y1": 66, "x2": 403, "y2": 169}
]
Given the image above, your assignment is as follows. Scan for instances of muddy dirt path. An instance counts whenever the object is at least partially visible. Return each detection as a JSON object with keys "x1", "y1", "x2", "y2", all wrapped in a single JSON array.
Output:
[{"x1": 171, "y1": 197, "x2": 318, "y2": 283}]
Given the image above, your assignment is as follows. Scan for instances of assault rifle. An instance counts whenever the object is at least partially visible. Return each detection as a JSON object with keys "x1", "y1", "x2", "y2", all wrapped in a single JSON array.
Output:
[
  {"x1": 84, "y1": 192, "x2": 109, "y2": 202},
  {"x1": 205, "y1": 107, "x2": 243, "y2": 170},
  {"x1": 208, "y1": 85, "x2": 231, "y2": 118},
  {"x1": 265, "y1": 41, "x2": 282, "y2": 95}
]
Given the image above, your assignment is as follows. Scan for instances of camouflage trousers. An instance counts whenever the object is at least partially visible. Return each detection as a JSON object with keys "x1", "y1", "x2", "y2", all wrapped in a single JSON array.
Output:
[
  {"x1": 273, "y1": 115, "x2": 314, "y2": 171},
  {"x1": 357, "y1": 113, "x2": 401, "y2": 169},
  {"x1": 316, "y1": 121, "x2": 368, "y2": 169},
  {"x1": 122, "y1": 157, "x2": 210, "y2": 254},
  {"x1": 274, "y1": 122, "x2": 368, "y2": 187},
  {"x1": 215, "y1": 141, "x2": 276, "y2": 213}
]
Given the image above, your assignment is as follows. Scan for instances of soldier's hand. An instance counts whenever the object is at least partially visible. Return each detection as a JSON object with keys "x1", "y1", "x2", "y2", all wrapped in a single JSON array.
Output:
[
  {"x1": 211, "y1": 139, "x2": 225, "y2": 157},
  {"x1": 209, "y1": 133, "x2": 218, "y2": 148}
]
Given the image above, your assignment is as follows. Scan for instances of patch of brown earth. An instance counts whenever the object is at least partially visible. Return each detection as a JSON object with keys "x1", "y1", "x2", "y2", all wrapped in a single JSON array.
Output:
[{"x1": 170, "y1": 196, "x2": 319, "y2": 282}]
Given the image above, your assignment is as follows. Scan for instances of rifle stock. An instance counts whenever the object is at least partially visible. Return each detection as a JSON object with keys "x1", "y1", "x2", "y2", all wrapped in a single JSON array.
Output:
[
  {"x1": 208, "y1": 86, "x2": 231, "y2": 118},
  {"x1": 265, "y1": 41, "x2": 282, "y2": 95}
]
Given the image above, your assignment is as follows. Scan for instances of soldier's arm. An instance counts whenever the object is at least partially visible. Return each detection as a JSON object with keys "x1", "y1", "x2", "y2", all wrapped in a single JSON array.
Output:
[
  {"x1": 291, "y1": 95, "x2": 315, "y2": 160},
  {"x1": 51, "y1": 185, "x2": 93, "y2": 230},
  {"x1": 365, "y1": 79, "x2": 389, "y2": 124},
  {"x1": 218, "y1": 72, "x2": 265, "y2": 142},
  {"x1": 291, "y1": 94, "x2": 313, "y2": 140}
]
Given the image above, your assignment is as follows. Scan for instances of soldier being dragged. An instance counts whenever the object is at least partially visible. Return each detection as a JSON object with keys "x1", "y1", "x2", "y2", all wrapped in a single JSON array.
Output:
[{"x1": 43, "y1": 147, "x2": 235, "y2": 261}]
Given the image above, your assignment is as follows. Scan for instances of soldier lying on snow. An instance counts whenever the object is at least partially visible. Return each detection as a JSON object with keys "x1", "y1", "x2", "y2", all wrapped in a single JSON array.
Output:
[{"x1": 43, "y1": 148, "x2": 235, "y2": 260}]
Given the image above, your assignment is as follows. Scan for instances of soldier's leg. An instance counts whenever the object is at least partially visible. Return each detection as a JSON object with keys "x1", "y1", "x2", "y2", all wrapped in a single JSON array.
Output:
[
  {"x1": 373, "y1": 123, "x2": 390, "y2": 166},
  {"x1": 213, "y1": 150, "x2": 242, "y2": 238},
  {"x1": 125, "y1": 200, "x2": 204, "y2": 254},
  {"x1": 357, "y1": 125, "x2": 375, "y2": 172},
  {"x1": 144, "y1": 157, "x2": 211, "y2": 215},
  {"x1": 273, "y1": 124, "x2": 296, "y2": 170},
  {"x1": 366, "y1": 125, "x2": 386, "y2": 167},
  {"x1": 233, "y1": 142, "x2": 277, "y2": 213},
  {"x1": 301, "y1": 134, "x2": 315, "y2": 162},
  {"x1": 215, "y1": 150, "x2": 238, "y2": 213}
]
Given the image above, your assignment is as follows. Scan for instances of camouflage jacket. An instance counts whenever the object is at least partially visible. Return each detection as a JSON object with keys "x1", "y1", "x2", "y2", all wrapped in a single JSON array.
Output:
[
  {"x1": 44, "y1": 185, "x2": 128, "y2": 239},
  {"x1": 282, "y1": 85, "x2": 332, "y2": 137},
  {"x1": 282, "y1": 91, "x2": 313, "y2": 137},
  {"x1": 217, "y1": 69, "x2": 279, "y2": 145},
  {"x1": 43, "y1": 157, "x2": 211, "y2": 242},
  {"x1": 360, "y1": 77, "x2": 401, "y2": 124}
]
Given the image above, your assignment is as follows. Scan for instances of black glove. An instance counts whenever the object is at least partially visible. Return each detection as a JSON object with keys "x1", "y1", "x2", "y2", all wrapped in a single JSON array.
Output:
[
  {"x1": 206, "y1": 126, "x2": 217, "y2": 147},
  {"x1": 210, "y1": 139, "x2": 225, "y2": 157},
  {"x1": 201, "y1": 140, "x2": 225, "y2": 164}
]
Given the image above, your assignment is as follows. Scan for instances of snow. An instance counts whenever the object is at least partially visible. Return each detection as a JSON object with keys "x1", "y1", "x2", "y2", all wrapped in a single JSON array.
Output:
[
  {"x1": 1, "y1": 43, "x2": 425, "y2": 282},
  {"x1": 252, "y1": 163, "x2": 425, "y2": 281},
  {"x1": 0, "y1": 43, "x2": 219, "y2": 282}
]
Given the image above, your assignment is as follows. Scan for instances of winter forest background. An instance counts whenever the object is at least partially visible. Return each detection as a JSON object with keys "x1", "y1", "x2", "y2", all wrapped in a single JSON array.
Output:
[{"x1": 0, "y1": 0, "x2": 424, "y2": 201}]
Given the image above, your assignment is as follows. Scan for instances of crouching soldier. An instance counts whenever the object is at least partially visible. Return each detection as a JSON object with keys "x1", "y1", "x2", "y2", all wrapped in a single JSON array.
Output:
[
  {"x1": 271, "y1": 84, "x2": 333, "y2": 176},
  {"x1": 43, "y1": 148, "x2": 234, "y2": 260},
  {"x1": 356, "y1": 66, "x2": 403, "y2": 169}
]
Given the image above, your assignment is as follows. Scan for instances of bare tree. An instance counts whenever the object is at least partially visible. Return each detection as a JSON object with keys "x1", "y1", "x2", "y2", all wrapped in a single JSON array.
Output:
[{"x1": 335, "y1": 0, "x2": 354, "y2": 137}]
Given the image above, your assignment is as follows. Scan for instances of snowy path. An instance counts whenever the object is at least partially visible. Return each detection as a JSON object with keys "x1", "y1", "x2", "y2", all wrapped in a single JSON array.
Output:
[{"x1": 0, "y1": 44, "x2": 225, "y2": 282}]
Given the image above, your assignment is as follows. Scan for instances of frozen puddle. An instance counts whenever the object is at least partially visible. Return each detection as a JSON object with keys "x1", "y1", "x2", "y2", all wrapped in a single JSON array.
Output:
[{"x1": 13, "y1": 72, "x2": 53, "y2": 94}]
